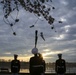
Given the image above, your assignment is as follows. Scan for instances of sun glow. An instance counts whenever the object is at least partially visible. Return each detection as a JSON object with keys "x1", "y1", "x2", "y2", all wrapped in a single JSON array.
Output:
[
  {"x1": 42, "y1": 50, "x2": 66, "y2": 58},
  {"x1": 0, "y1": 56, "x2": 31, "y2": 62}
]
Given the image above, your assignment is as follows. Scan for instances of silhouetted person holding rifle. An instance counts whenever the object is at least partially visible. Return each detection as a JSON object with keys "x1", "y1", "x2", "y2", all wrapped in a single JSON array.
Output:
[
  {"x1": 39, "y1": 53, "x2": 46, "y2": 75},
  {"x1": 11, "y1": 54, "x2": 20, "y2": 75},
  {"x1": 29, "y1": 48, "x2": 46, "y2": 75},
  {"x1": 55, "y1": 54, "x2": 66, "y2": 75}
]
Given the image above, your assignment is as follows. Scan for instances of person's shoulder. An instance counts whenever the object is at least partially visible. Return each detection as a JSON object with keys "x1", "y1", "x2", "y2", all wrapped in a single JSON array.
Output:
[
  {"x1": 11, "y1": 60, "x2": 14, "y2": 62},
  {"x1": 42, "y1": 59, "x2": 45, "y2": 62},
  {"x1": 17, "y1": 60, "x2": 20, "y2": 62},
  {"x1": 62, "y1": 59, "x2": 65, "y2": 62},
  {"x1": 30, "y1": 56, "x2": 35, "y2": 60},
  {"x1": 15, "y1": 60, "x2": 20, "y2": 63},
  {"x1": 30, "y1": 56, "x2": 36, "y2": 62},
  {"x1": 56, "y1": 59, "x2": 59, "y2": 62},
  {"x1": 43, "y1": 60, "x2": 45, "y2": 63},
  {"x1": 12, "y1": 60, "x2": 20, "y2": 62}
]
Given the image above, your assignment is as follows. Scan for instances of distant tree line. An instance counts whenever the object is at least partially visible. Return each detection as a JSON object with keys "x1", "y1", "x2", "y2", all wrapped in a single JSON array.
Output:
[
  {"x1": 0, "y1": 60, "x2": 29, "y2": 69},
  {"x1": 0, "y1": 60, "x2": 76, "y2": 69}
]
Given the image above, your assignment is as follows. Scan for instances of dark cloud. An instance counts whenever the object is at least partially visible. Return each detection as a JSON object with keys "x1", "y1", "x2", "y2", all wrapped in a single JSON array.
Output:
[
  {"x1": 66, "y1": 0, "x2": 76, "y2": 9},
  {"x1": 0, "y1": 0, "x2": 76, "y2": 62}
]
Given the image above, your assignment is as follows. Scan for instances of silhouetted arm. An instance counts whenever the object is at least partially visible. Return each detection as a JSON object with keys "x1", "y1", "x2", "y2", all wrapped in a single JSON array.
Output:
[
  {"x1": 44, "y1": 60, "x2": 46, "y2": 72},
  {"x1": 11, "y1": 61, "x2": 13, "y2": 72},
  {"x1": 18, "y1": 60, "x2": 20, "y2": 72},
  {"x1": 64, "y1": 60, "x2": 66, "y2": 73},
  {"x1": 55, "y1": 60, "x2": 57, "y2": 73},
  {"x1": 29, "y1": 58, "x2": 32, "y2": 73}
]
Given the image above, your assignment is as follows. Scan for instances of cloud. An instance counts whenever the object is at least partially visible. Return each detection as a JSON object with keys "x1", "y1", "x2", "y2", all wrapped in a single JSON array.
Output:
[{"x1": 0, "y1": 0, "x2": 76, "y2": 62}]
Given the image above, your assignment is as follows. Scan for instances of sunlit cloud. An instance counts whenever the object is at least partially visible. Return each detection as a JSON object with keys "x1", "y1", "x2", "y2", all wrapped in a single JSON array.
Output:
[
  {"x1": 43, "y1": 51, "x2": 61, "y2": 57},
  {"x1": 0, "y1": 0, "x2": 76, "y2": 62},
  {"x1": 60, "y1": 0, "x2": 68, "y2": 5},
  {"x1": 54, "y1": 34, "x2": 65, "y2": 40},
  {"x1": 43, "y1": 49, "x2": 69, "y2": 57},
  {"x1": 60, "y1": 17, "x2": 67, "y2": 22},
  {"x1": 64, "y1": 25, "x2": 70, "y2": 32},
  {"x1": 0, "y1": 56, "x2": 31, "y2": 62},
  {"x1": 4, "y1": 52, "x2": 11, "y2": 55},
  {"x1": 43, "y1": 49, "x2": 50, "y2": 52}
]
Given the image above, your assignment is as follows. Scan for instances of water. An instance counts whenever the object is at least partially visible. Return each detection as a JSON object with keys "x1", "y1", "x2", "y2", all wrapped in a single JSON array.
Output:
[
  {"x1": 19, "y1": 67, "x2": 76, "y2": 73},
  {"x1": 20, "y1": 69, "x2": 29, "y2": 73}
]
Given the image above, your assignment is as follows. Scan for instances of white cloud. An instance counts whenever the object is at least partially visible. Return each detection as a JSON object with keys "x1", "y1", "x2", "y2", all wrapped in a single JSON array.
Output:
[
  {"x1": 0, "y1": 0, "x2": 76, "y2": 62},
  {"x1": 54, "y1": 34, "x2": 65, "y2": 40},
  {"x1": 60, "y1": 0, "x2": 68, "y2": 5},
  {"x1": 4, "y1": 52, "x2": 11, "y2": 55}
]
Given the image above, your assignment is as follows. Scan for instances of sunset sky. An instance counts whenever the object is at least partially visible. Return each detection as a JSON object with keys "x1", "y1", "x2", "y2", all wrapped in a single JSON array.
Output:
[{"x1": 0, "y1": 0, "x2": 76, "y2": 62}]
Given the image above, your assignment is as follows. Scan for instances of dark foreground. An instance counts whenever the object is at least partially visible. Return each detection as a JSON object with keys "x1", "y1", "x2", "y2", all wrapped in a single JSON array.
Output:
[{"x1": 0, "y1": 72, "x2": 76, "y2": 75}]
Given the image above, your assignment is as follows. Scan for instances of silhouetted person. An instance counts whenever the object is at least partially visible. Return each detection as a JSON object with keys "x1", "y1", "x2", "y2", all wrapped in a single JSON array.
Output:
[
  {"x1": 29, "y1": 48, "x2": 45, "y2": 75},
  {"x1": 38, "y1": 53, "x2": 46, "y2": 75},
  {"x1": 55, "y1": 54, "x2": 66, "y2": 75},
  {"x1": 11, "y1": 54, "x2": 20, "y2": 75}
]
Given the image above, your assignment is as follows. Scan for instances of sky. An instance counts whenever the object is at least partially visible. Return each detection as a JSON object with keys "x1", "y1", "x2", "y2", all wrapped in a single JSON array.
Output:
[{"x1": 0, "y1": 0, "x2": 76, "y2": 63}]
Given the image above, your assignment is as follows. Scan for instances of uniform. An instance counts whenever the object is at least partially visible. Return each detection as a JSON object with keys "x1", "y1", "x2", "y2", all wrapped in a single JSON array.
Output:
[
  {"x1": 55, "y1": 58, "x2": 66, "y2": 75},
  {"x1": 29, "y1": 55, "x2": 45, "y2": 75},
  {"x1": 41, "y1": 60, "x2": 46, "y2": 75},
  {"x1": 11, "y1": 54, "x2": 20, "y2": 75},
  {"x1": 39, "y1": 53, "x2": 46, "y2": 75}
]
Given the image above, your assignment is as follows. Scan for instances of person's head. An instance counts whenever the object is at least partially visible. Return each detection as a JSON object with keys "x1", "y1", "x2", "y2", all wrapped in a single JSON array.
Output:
[
  {"x1": 32, "y1": 47, "x2": 38, "y2": 56},
  {"x1": 14, "y1": 54, "x2": 18, "y2": 60},
  {"x1": 58, "y1": 53, "x2": 62, "y2": 59}
]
